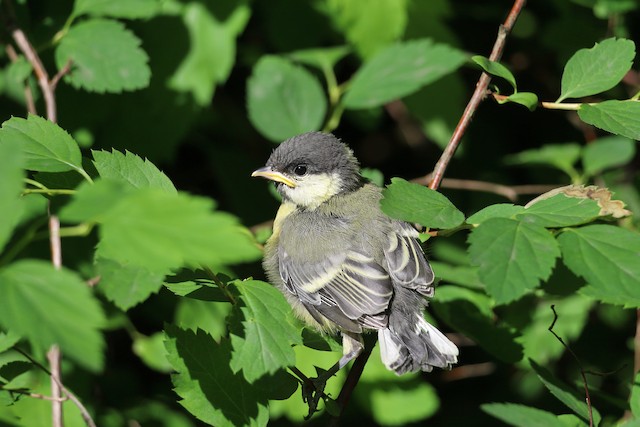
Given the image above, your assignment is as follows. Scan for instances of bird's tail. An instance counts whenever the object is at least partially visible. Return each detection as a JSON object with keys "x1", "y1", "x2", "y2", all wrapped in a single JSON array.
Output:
[{"x1": 378, "y1": 312, "x2": 458, "y2": 375}]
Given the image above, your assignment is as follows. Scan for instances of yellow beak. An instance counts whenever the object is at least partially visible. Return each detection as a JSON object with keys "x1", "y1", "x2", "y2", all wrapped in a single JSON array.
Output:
[{"x1": 251, "y1": 166, "x2": 297, "y2": 188}]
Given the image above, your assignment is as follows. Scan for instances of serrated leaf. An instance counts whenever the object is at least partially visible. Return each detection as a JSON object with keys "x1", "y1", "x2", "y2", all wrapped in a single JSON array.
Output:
[
  {"x1": 502, "y1": 92, "x2": 539, "y2": 111},
  {"x1": 468, "y1": 218, "x2": 560, "y2": 304},
  {"x1": 482, "y1": 403, "x2": 566, "y2": 427},
  {"x1": 229, "y1": 280, "x2": 302, "y2": 382},
  {"x1": 0, "y1": 140, "x2": 25, "y2": 252},
  {"x1": 381, "y1": 178, "x2": 464, "y2": 229},
  {"x1": 169, "y1": 2, "x2": 250, "y2": 106},
  {"x1": 0, "y1": 115, "x2": 84, "y2": 173},
  {"x1": 165, "y1": 326, "x2": 269, "y2": 427},
  {"x1": 0, "y1": 260, "x2": 106, "y2": 371},
  {"x1": 247, "y1": 56, "x2": 327, "y2": 142},
  {"x1": 583, "y1": 136, "x2": 635, "y2": 176},
  {"x1": 96, "y1": 257, "x2": 168, "y2": 311},
  {"x1": 518, "y1": 194, "x2": 601, "y2": 227},
  {"x1": 525, "y1": 185, "x2": 631, "y2": 219},
  {"x1": 558, "y1": 38, "x2": 635, "y2": 101},
  {"x1": 578, "y1": 100, "x2": 640, "y2": 140},
  {"x1": 343, "y1": 39, "x2": 466, "y2": 109},
  {"x1": 559, "y1": 225, "x2": 640, "y2": 307},
  {"x1": 320, "y1": 0, "x2": 407, "y2": 58},
  {"x1": 55, "y1": 19, "x2": 150, "y2": 93},
  {"x1": 92, "y1": 149, "x2": 176, "y2": 193},
  {"x1": 467, "y1": 204, "x2": 525, "y2": 225},
  {"x1": 530, "y1": 360, "x2": 602, "y2": 425},
  {"x1": 288, "y1": 46, "x2": 350, "y2": 71},
  {"x1": 505, "y1": 143, "x2": 581, "y2": 177},
  {"x1": 472, "y1": 55, "x2": 517, "y2": 90},
  {"x1": 73, "y1": 0, "x2": 161, "y2": 19}
]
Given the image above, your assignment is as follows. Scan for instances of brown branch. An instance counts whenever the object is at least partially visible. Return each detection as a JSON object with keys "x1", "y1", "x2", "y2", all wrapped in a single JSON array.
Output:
[
  {"x1": 428, "y1": 0, "x2": 527, "y2": 190},
  {"x1": 4, "y1": 44, "x2": 36, "y2": 114},
  {"x1": 549, "y1": 305, "x2": 593, "y2": 427},
  {"x1": 47, "y1": 346, "x2": 63, "y2": 427},
  {"x1": 51, "y1": 59, "x2": 73, "y2": 91}
]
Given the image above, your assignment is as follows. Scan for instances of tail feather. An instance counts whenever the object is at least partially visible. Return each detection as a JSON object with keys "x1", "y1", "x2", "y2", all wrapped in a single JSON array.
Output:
[{"x1": 378, "y1": 314, "x2": 458, "y2": 375}]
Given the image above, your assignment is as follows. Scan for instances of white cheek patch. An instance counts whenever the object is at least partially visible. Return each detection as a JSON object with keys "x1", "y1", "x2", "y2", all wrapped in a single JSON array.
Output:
[{"x1": 282, "y1": 172, "x2": 343, "y2": 209}]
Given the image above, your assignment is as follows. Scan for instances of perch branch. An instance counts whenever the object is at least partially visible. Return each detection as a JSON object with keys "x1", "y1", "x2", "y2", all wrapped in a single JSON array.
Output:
[{"x1": 429, "y1": 0, "x2": 527, "y2": 190}]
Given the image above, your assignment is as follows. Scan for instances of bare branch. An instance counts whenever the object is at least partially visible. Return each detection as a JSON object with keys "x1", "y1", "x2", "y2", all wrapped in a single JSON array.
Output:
[
  {"x1": 51, "y1": 59, "x2": 73, "y2": 91},
  {"x1": 47, "y1": 346, "x2": 63, "y2": 427}
]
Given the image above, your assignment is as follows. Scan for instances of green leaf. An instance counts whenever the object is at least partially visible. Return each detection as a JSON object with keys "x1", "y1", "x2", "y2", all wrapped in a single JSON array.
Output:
[
  {"x1": 169, "y1": 2, "x2": 250, "y2": 106},
  {"x1": 132, "y1": 332, "x2": 172, "y2": 373},
  {"x1": 631, "y1": 372, "x2": 640, "y2": 417},
  {"x1": 368, "y1": 382, "x2": 439, "y2": 425},
  {"x1": 467, "y1": 204, "x2": 525, "y2": 225},
  {"x1": 92, "y1": 149, "x2": 176, "y2": 193},
  {"x1": 530, "y1": 360, "x2": 602, "y2": 425},
  {"x1": 0, "y1": 139, "x2": 25, "y2": 252},
  {"x1": 247, "y1": 56, "x2": 327, "y2": 142},
  {"x1": 472, "y1": 55, "x2": 517, "y2": 90},
  {"x1": 319, "y1": 0, "x2": 408, "y2": 58},
  {"x1": 582, "y1": 136, "x2": 635, "y2": 177},
  {"x1": 558, "y1": 225, "x2": 640, "y2": 307},
  {"x1": 501, "y1": 92, "x2": 539, "y2": 111},
  {"x1": 430, "y1": 262, "x2": 483, "y2": 289},
  {"x1": 468, "y1": 218, "x2": 560, "y2": 304},
  {"x1": 73, "y1": 0, "x2": 161, "y2": 19},
  {"x1": 342, "y1": 39, "x2": 466, "y2": 109},
  {"x1": 0, "y1": 260, "x2": 106, "y2": 371},
  {"x1": 505, "y1": 143, "x2": 581, "y2": 178},
  {"x1": 55, "y1": 19, "x2": 150, "y2": 93},
  {"x1": 59, "y1": 179, "x2": 132, "y2": 223},
  {"x1": 517, "y1": 194, "x2": 602, "y2": 227},
  {"x1": 229, "y1": 280, "x2": 302, "y2": 382},
  {"x1": 164, "y1": 280, "x2": 226, "y2": 301},
  {"x1": 288, "y1": 46, "x2": 350, "y2": 71},
  {"x1": 558, "y1": 38, "x2": 635, "y2": 101},
  {"x1": 482, "y1": 403, "x2": 566, "y2": 427},
  {"x1": 0, "y1": 115, "x2": 83, "y2": 174},
  {"x1": 164, "y1": 326, "x2": 269, "y2": 427},
  {"x1": 96, "y1": 257, "x2": 168, "y2": 311},
  {"x1": 0, "y1": 331, "x2": 21, "y2": 354},
  {"x1": 381, "y1": 178, "x2": 465, "y2": 229},
  {"x1": 578, "y1": 100, "x2": 640, "y2": 140}
]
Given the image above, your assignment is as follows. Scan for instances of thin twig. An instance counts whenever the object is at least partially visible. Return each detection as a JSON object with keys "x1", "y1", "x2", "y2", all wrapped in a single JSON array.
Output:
[
  {"x1": 429, "y1": 0, "x2": 527, "y2": 190},
  {"x1": 49, "y1": 215, "x2": 62, "y2": 270},
  {"x1": 549, "y1": 305, "x2": 593, "y2": 427},
  {"x1": 4, "y1": 43, "x2": 36, "y2": 114},
  {"x1": 51, "y1": 59, "x2": 73, "y2": 90},
  {"x1": 47, "y1": 346, "x2": 63, "y2": 427}
]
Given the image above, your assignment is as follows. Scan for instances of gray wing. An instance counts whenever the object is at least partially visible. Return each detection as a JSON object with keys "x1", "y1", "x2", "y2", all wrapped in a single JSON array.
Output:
[
  {"x1": 279, "y1": 246, "x2": 393, "y2": 332},
  {"x1": 384, "y1": 222, "x2": 435, "y2": 298}
]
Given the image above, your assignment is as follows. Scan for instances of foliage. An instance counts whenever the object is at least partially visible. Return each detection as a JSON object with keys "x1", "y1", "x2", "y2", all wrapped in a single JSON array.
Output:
[{"x1": 0, "y1": 0, "x2": 639, "y2": 426}]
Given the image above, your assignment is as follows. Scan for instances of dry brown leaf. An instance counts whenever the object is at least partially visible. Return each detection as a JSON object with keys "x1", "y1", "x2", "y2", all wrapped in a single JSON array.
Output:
[{"x1": 525, "y1": 184, "x2": 632, "y2": 219}]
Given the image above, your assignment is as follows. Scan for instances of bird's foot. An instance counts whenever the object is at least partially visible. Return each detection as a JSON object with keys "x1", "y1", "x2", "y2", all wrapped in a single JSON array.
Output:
[{"x1": 301, "y1": 366, "x2": 338, "y2": 419}]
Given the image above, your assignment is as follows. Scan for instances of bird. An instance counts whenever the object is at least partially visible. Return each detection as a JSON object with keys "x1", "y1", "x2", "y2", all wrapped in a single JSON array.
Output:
[{"x1": 251, "y1": 132, "x2": 458, "y2": 382}]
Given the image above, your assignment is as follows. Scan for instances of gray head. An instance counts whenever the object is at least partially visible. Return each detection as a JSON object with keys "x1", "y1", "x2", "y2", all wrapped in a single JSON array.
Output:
[{"x1": 252, "y1": 132, "x2": 363, "y2": 209}]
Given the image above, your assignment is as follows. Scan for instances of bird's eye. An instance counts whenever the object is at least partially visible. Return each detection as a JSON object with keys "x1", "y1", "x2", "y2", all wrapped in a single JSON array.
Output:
[{"x1": 293, "y1": 164, "x2": 307, "y2": 176}]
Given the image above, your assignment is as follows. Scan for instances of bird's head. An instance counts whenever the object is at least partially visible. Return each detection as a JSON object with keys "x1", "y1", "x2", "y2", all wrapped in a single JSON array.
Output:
[{"x1": 252, "y1": 132, "x2": 362, "y2": 210}]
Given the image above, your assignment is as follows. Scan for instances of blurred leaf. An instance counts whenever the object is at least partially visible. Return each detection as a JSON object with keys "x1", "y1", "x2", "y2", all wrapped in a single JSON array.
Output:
[
  {"x1": 59, "y1": 179, "x2": 132, "y2": 222},
  {"x1": 0, "y1": 140, "x2": 24, "y2": 252},
  {"x1": 578, "y1": 100, "x2": 640, "y2": 140},
  {"x1": 360, "y1": 167, "x2": 384, "y2": 187},
  {"x1": 0, "y1": 260, "x2": 105, "y2": 371},
  {"x1": 343, "y1": 39, "x2": 466, "y2": 109},
  {"x1": 164, "y1": 280, "x2": 226, "y2": 301},
  {"x1": 501, "y1": 92, "x2": 539, "y2": 111},
  {"x1": 288, "y1": 46, "x2": 350, "y2": 70},
  {"x1": 482, "y1": 403, "x2": 566, "y2": 427},
  {"x1": 301, "y1": 329, "x2": 342, "y2": 352},
  {"x1": 132, "y1": 332, "x2": 172, "y2": 373},
  {"x1": 92, "y1": 149, "x2": 176, "y2": 193},
  {"x1": 0, "y1": 115, "x2": 83, "y2": 174},
  {"x1": 582, "y1": 136, "x2": 635, "y2": 177},
  {"x1": 369, "y1": 382, "x2": 439, "y2": 425},
  {"x1": 631, "y1": 372, "x2": 640, "y2": 417},
  {"x1": 174, "y1": 299, "x2": 231, "y2": 342},
  {"x1": 530, "y1": 360, "x2": 602, "y2": 425},
  {"x1": 517, "y1": 194, "x2": 601, "y2": 227},
  {"x1": 559, "y1": 225, "x2": 640, "y2": 307},
  {"x1": 434, "y1": 285, "x2": 492, "y2": 317},
  {"x1": 505, "y1": 143, "x2": 581, "y2": 178},
  {"x1": 468, "y1": 218, "x2": 560, "y2": 304},
  {"x1": 169, "y1": 2, "x2": 250, "y2": 105},
  {"x1": 472, "y1": 55, "x2": 517, "y2": 90},
  {"x1": 558, "y1": 37, "x2": 635, "y2": 101},
  {"x1": 73, "y1": 0, "x2": 161, "y2": 19},
  {"x1": 0, "y1": 331, "x2": 21, "y2": 354},
  {"x1": 56, "y1": 19, "x2": 150, "y2": 93},
  {"x1": 318, "y1": 0, "x2": 408, "y2": 58},
  {"x1": 96, "y1": 256, "x2": 168, "y2": 311},
  {"x1": 247, "y1": 56, "x2": 327, "y2": 141},
  {"x1": 430, "y1": 262, "x2": 483, "y2": 289},
  {"x1": 164, "y1": 326, "x2": 269, "y2": 427},
  {"x1": 229, "y1": 280, "x2": 302, "y2": 382},
  {"x1": 381, "y1": 178, "x2": 465, "y2": 229},
  {"x1": 467, "y1": 204, "x2": 525, "y2": 225}
]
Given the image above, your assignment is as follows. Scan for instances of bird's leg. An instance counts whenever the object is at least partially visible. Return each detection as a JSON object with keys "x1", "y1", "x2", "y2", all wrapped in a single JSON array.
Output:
[{"x1": 302, "y1": 332, "x2": 364, "y2": 418}]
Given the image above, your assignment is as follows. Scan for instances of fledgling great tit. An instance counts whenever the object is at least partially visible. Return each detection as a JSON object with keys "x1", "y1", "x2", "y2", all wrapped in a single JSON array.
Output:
[{"x1": 252, "y1": 132, "x2": 458, "y2": 375}]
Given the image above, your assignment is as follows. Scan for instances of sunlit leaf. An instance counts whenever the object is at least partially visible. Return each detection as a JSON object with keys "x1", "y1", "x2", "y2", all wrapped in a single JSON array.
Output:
[
  {"x1": 482, "y1": 403, "x2": 565, "y2": 427},
  {"x1": 467, "y1": 204, "x2": 525, "y2": 225},
  {"x1": 518, "y1": 194, "x2": 601, "y2": 227},
  {"x1": 92, "y1": 149, "x2": 176, "y2": 193},
  {"x1": 505, "y1": 143, "x2": 581, "y2": 178},
  {"x1": 73, "y1": 0, "x2": 161, "y2": 19},
  {"x1": 472, "y1": 55, "x2": 517, "y2": 90}
]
